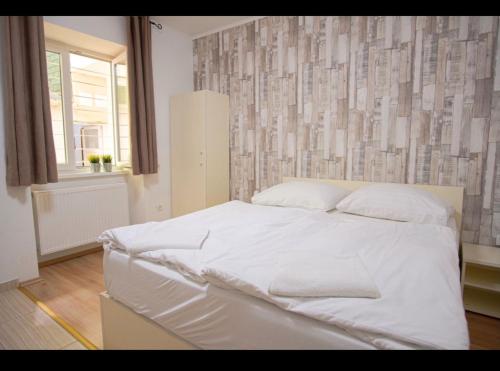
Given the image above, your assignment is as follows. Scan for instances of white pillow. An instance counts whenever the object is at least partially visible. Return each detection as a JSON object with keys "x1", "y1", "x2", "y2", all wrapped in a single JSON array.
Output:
[
  {"x1": 335, "y1": 183, "x2": 455, "y2": 226},
  {"x1": 251, "y1": 181, "x2": 350, "y2": 211}
]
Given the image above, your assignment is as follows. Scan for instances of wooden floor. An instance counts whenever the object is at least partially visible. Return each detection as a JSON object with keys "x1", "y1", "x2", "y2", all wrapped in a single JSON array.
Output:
[
  {"x1": 23, "y1": 250, "x2": 500, "y2": 350},
  {"x1": 24, "y1": 251, "x2": 105, "y2": 349},
  {"x1": 0, "y1": 289, "x2": 85, "y2": 350},
  {"x1": 467, "y1": 311, "x2": 500, "y2": 350}
]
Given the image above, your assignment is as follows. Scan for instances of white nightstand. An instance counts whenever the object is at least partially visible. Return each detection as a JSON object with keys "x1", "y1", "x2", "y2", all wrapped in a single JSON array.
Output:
[{"x1": 461, "y1": 243, "x2": 500, "y2": 318}]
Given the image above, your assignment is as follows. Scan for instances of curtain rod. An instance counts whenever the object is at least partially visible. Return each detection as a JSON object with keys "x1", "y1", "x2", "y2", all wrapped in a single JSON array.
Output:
[{"x1": 150, "y1": 20, "x2": 163, "y2": 30}]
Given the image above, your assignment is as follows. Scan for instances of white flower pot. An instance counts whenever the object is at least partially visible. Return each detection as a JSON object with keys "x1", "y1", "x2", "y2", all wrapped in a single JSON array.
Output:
[
  {"x1": 90, "y1": 163, "x2": 101, "y2": 172},
  {"x1": 103, "y1": 163, "x2": 113, "y2": 172}
]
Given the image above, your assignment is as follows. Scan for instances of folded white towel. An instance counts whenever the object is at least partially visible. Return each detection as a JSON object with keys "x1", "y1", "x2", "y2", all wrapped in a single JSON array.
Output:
[
  {"x1": 98, "y1": 221, "x2": 209, "y2": 255},
  {"x1": 268, "y1": 251, "x2": 381, "y2": 298}
]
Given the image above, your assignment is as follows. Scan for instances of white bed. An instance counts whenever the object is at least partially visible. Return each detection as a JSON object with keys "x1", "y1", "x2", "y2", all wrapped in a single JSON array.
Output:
[{"x1": 100, "y1": 178, "x2": 468, "y2": 350}]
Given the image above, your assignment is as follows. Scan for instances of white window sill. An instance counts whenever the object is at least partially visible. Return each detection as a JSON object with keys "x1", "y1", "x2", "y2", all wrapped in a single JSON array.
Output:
[{"x1": 57, "y1": 169, "x2": 130, "y2": 181}]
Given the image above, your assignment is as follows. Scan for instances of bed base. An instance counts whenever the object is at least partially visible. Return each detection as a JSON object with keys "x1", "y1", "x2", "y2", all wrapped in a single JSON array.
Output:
[{"x1": 100, "y1": 292, "x2": 197, "y2": 349}]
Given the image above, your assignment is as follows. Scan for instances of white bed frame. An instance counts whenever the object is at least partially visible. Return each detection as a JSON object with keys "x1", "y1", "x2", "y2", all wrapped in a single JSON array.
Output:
[
  {"x1": 100, "y1": 292, "x2": 196, "y2": 349},
  {"x1": 100, "y1": 178, "x2": 464, "y2": 350}
]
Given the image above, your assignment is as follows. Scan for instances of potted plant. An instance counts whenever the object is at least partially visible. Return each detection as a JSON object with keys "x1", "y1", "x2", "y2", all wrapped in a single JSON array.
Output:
[
  {"x1": 88, "y1": 154, "x2": 101, "y2": 173},
  {"x1": 102, "y1": 154, "x2": 113, "y2": 172}
]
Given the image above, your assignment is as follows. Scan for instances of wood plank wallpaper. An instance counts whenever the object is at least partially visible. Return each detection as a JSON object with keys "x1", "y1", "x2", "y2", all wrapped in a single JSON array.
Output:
[{"x1": 193, "y1": 16, "x2": 500, "y2": 245}]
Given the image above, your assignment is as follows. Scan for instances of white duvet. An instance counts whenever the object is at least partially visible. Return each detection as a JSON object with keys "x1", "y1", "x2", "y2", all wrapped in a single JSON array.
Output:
[{"x1": 102, "y1": 200, "x2": 469, "y2": 349}]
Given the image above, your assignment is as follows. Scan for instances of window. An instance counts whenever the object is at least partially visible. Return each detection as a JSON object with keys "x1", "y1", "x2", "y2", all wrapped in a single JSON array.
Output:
[
  {"x1": 45, "y1": 41, "x2": 130, "y2": 170},
  {"x1": 114, "y1": 63, "x2": 130, "y2": 163},
  {"x1": 46, "y1": 51, "x2": 66, "y2": 164}
]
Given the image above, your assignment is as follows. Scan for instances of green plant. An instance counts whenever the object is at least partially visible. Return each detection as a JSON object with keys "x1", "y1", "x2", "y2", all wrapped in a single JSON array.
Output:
[
  {"x1": 88, "y1": 154, "x2": 100, "y2": 164},
  {"x1": 102, "y1": 154, "x2": 112, "y2": 163}
]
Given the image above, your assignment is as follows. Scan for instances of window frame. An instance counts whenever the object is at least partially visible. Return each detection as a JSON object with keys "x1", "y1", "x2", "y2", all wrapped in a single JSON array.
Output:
[
  {"x1": 111, "y1": 51, "x2": 130, "y2": 168},
  {"x1": 45, "y1": 39, "x2": 129, "y2": 171}
]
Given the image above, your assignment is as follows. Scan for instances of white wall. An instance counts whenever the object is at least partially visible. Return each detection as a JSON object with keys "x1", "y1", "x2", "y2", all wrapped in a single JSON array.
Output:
[
  {"x1": 0, "y1": 16, "x2": 193, "y2": 283},
  {"x1": 128, "y1": 20, "x2": 194, "y2": 223},
  {"x1": 45, "y1": 16, "x2": 194, "y2": 223}
]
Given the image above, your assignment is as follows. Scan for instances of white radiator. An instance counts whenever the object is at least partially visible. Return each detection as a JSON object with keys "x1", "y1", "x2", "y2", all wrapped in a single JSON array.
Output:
[{"x1": 32, "y1": 183, "x2": 130, "y2": 255}]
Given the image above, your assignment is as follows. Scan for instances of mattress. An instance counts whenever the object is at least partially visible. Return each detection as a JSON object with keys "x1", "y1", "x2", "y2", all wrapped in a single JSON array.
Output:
[{"x1": 104, "y1": 247, "x2": 389, "y2": 349}]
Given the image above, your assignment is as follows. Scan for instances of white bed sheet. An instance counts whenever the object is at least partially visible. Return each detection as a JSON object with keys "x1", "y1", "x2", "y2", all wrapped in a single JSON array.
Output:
[
  {"x1": 105, "y1": 247, "x2": 418, "y2": 349},
  {"x1": 103, "y1": 203, "x2": 462, "y2": 350}
]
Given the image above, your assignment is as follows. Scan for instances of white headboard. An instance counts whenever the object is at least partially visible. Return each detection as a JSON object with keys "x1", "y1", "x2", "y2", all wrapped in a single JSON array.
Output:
[{"x1": 282, "y1": 177, "x2": 465, "y2": 234}]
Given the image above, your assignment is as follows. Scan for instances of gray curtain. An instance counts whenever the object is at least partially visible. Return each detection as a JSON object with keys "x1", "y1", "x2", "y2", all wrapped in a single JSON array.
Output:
[
  {"x1": 127, "y1": 16, "x2": 158, "y2": 175},
  {"x1": 3, "y1": 16, "x2": 58, "y2": 186}
]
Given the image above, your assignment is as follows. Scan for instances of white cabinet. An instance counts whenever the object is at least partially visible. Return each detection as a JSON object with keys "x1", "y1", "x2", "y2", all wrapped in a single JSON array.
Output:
[
  {"x1": 461, "y1": 243, "x2": 500, "y2": 319},
  {"x1": 170, "y1": 90, "x2": 229, "y2": 217}
]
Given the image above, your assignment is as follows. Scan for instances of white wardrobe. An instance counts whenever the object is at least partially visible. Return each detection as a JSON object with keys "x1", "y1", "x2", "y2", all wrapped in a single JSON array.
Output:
[{"x1": 170, "y1": 90, "x2": 230, "y2": 217}]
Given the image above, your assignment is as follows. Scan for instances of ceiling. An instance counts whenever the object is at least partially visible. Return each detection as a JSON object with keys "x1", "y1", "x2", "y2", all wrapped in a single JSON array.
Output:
[{"x1": 158, "y1": 16, "x2": 259, "y2": 38}]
